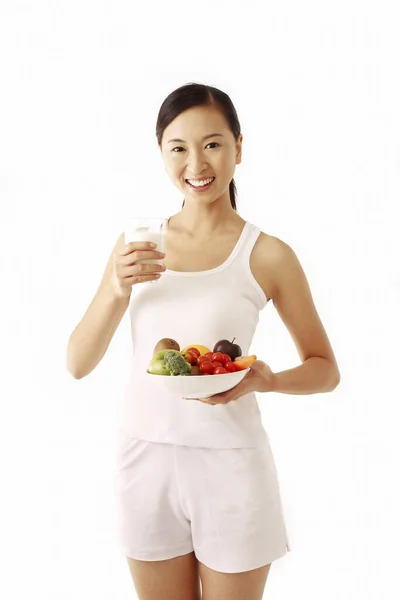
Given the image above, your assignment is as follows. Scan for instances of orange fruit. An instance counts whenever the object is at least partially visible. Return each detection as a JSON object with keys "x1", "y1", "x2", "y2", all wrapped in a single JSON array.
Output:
[{"x1": 234, "y1": 355, "x2": 257, "y2": 370}]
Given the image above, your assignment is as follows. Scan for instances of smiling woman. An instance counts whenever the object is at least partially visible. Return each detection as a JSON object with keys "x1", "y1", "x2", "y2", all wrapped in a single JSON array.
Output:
[
  {"x1": 111, "y1": 83, "x2": 298, "y2": 599},
  {"x1": 155, "y1": 83, "x2": 241, "y2": 211},
  {"x1": 68, "y1": 81, "x2": 339, "y2": 600}
]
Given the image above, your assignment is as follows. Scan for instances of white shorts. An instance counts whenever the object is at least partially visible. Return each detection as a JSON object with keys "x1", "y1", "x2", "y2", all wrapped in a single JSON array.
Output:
[{"x1": 113, "y1": 430, "x2": 291, "y2": 574}]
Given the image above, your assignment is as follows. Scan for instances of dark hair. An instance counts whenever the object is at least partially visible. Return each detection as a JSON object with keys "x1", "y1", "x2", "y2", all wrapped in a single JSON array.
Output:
[{"x1": 156, "y1": 82, "x2": 241, "y2": 210}]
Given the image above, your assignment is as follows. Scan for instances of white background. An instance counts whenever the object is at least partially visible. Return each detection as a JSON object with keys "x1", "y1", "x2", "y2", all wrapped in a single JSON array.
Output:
[{"x1": 1, "y1": 1, "x2": 399, "y2": 598}]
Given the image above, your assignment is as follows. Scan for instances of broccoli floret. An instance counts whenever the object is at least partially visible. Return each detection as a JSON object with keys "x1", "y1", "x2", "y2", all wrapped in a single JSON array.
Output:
[
  {"x1": 148, "y1": 349, "x2": 191, "y2": 376},
  {"x1": 163, "y1": 351, "x2": 192, "y2": 376}
]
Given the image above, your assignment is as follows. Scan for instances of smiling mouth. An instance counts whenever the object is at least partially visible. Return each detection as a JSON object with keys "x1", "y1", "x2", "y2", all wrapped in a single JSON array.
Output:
[{"x1": 185, "y1": 177, "x2": 215, "y2": 189}]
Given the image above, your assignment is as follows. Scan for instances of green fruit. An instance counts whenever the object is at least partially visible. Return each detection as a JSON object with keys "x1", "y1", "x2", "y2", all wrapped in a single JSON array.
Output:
[
  {"x1": 153, "y1": 349, "x2": 181, "y2": 362},
  {"x1": 148, "y1": 359, "x2": 171, "y2": 376}
]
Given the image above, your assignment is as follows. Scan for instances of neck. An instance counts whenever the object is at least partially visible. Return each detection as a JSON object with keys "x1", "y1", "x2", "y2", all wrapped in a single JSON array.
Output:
[{"x1": 169, "y1": 195, "x2": 240, "y2": 239}]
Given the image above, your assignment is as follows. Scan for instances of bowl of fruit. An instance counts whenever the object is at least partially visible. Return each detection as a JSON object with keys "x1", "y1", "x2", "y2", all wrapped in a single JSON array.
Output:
[{"x1": 146, "y1": 337, "x2": 257, "y2": 399}]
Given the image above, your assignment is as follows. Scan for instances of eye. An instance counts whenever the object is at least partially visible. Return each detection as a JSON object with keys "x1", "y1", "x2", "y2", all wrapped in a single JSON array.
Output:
[{"x1": 171, "y1": 142, "x2": 220, "y2": 153}]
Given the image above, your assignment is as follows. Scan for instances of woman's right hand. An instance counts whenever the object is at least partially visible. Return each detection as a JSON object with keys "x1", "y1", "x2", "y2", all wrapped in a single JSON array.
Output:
[{"x1": 112, "y1": 241, "x2": 166, "y2": 298}]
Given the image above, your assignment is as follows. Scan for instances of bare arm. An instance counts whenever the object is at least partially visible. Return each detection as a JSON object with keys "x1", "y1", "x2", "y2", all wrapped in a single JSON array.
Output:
[
  {"x1": 66, "y1": 232, "x2": 129, "y2": 379},
  {"x1": 268, "y1": 239, "x2": 341, "y2": 394}
]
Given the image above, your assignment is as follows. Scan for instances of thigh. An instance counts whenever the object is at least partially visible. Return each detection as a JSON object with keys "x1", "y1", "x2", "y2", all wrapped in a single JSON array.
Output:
[
  {"x1": 199, "y1": 561, "x2": 271, "y2": 600},
  {"x1": 127, "y1": 551, "x2": 201, "y2": 600}
]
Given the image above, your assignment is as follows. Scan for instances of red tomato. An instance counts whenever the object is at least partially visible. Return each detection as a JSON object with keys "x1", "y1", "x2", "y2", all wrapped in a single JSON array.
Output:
[
  {"x1": 204, "y1": 352, "x2": 214, "y2": 359},
  {"x1": 211, "y1": 361, "x2": 223, "y2": 369},
  {"x1": 198, "y1": 355, "x2": 211, "y2": 364},
  {"x1": 188, "y1": 351, "x2": 199, "y2": 364},
  {"x1": 187, "y1": 347, "x2": 201, "y2": 358},
  {"x1": 221, "y1": 353, "x2": 232, "y2": 365},
  {"x1": 213, "y1": 366, "x2": 227, "y2": 375},
  {"x1": 199, "y1": 361, "x2": 214, "y2": 375},
  {"x1": 182, "y1": 350, "x2": 197, "y2": 365},
  {"x1": 211, "y1": 352, "x2": 224, "y2": 363},
  {"x1": 224, "y1": 361, "x2": 237, "y2": 373}
]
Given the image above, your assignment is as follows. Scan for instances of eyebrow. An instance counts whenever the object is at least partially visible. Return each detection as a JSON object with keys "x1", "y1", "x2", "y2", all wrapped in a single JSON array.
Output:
[{"x1": 167, "y1": 133, "x2": 225, "y2": 144}]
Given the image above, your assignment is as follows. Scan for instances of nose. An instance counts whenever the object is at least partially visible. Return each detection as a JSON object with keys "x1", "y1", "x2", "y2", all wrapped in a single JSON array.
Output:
[{"x1": 186, "y1": 151, "x2": 208, "y2": 176}]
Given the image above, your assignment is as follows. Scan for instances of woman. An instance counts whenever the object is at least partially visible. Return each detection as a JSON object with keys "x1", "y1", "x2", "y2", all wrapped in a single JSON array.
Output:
[{"x1": 67, "y1": 82, "x2": 340, "y2": 600}]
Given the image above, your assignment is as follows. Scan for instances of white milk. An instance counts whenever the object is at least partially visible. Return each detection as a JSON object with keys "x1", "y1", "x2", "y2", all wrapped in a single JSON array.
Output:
[{"x1": 124, "y1": 229, "x2": 165, "y2": 266}]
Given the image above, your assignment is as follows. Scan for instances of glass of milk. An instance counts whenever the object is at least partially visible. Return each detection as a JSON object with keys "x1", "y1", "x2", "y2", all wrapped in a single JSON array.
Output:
[{"x1": 124, "y1": 217, "x2": 167, "y2": 267}]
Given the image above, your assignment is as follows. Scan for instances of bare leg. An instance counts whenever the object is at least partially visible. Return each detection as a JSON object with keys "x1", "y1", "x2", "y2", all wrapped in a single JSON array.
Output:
[
  {"x1": 199, "y1": 560, "x2": 271, "y2": 600},
  {"x1": 126, "y1": 550, "x2": 201, "y2": 600}
]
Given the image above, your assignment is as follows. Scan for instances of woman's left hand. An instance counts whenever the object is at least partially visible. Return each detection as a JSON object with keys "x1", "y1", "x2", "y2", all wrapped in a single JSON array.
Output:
[{"x1": 183, "y1": 360, "x2": 275, "y2": 405}]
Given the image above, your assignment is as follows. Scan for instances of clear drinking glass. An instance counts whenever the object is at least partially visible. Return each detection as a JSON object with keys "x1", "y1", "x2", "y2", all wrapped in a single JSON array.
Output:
[{"x1": 124, "y1": 217, "x2": 167, "y2": 267}]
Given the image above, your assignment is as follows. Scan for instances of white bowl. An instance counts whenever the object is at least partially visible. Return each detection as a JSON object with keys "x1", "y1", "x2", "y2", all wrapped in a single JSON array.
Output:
[{"x1": 146, "y1": 368, "x2": 250, "y2": 399}]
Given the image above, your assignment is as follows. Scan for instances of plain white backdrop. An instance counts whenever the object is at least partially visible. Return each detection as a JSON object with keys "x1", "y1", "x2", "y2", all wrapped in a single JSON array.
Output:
[{"x1": 1, "y1": 1, "x2": 399, "y2": 598}]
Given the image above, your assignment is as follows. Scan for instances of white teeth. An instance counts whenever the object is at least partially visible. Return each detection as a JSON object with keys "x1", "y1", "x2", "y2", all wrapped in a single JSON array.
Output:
[{"x1": 187, "y1": 177, "x2": 214, "y2": 187}]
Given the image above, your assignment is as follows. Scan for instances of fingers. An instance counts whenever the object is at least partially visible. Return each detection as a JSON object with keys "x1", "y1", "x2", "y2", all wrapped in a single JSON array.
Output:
[
  {"x1": 112, "y1": 241, "x2": 167, "y2": 294},
  {"x1": 119, "y1": 241, "x2": 156, "y2": 256},
  {"x1": 121, "y1": 261, "x2": 166, "y2": 278},
  {"x1": 119, "y1": 249, "x2": 165, "y2": 266}
]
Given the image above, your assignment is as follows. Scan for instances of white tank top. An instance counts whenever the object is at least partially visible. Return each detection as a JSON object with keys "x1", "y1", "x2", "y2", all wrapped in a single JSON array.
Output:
[{"x1": 119, "y1": 220, "x2": 270, "y2": 448}]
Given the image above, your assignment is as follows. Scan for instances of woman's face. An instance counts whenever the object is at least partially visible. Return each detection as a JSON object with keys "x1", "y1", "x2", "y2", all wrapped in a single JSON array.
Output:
[{"x1": 160, "y1": 104, "x2": 242, "y2": 203}]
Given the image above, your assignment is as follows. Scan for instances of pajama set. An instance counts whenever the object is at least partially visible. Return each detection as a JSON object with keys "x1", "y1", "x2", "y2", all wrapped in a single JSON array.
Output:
[{"x1": 113, "y1": 220, "x2": 291, "y2": 573}]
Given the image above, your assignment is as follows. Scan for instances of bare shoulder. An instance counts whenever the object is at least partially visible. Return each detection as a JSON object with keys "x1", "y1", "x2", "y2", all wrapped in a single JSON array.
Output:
[
  {"x1": 258, "y1": 232, "x2": 298, "y2": 290},
  {"x1": 255, "y1": 229, "x2": 316, "y2": 303},
  {"x1": 251, "y1": 230, "x2": 290, "y2": 301},
  {"x1": 256, "y1": 230, "x2": 288, "y2": 260}
]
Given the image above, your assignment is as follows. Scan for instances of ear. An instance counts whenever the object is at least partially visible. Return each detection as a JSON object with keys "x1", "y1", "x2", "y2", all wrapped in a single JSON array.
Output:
[{"x1": 236, "y1": 133, "x2": 243, "y2": 164}]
